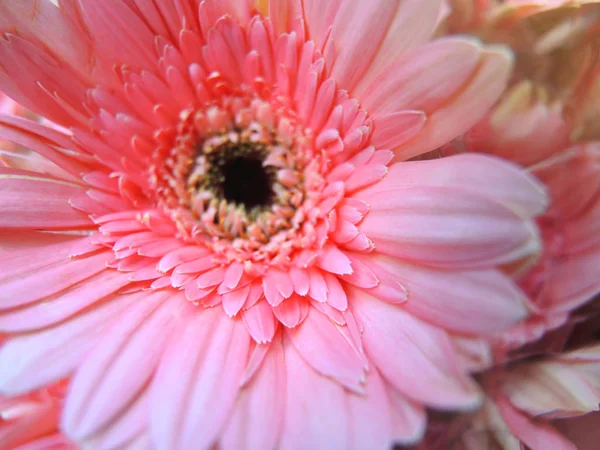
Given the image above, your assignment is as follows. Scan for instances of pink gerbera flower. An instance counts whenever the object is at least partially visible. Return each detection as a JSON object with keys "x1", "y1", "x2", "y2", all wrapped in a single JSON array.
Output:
[{"x1": 0, "y1": 1, "x2": 547, "y2": 448}]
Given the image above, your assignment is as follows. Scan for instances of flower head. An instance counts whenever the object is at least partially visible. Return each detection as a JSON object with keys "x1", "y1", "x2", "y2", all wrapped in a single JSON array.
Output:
[{"x1": 0, "y1": 1, "x2": 547, "y2": 448}]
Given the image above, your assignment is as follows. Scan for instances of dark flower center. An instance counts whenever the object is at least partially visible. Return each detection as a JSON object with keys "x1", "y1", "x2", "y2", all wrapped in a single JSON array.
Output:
[
  {"x1": 214, "y1": 145, "x2": 275, "y2": 209},
  {"x1": 189, "y1": 141, "x2": 276, "y2": 213}
]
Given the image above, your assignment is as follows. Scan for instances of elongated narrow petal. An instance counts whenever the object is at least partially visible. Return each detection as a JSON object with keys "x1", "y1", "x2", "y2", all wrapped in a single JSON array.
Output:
[
  {"x1": 150, "y1": 308, "x2": 251, "y2": 450},
  {"x1": 350, "y1": 289, "x2": 482, "y2": 409},
  {"x1": 356, "y1": 185, "x2": 540, "y2": 269}
]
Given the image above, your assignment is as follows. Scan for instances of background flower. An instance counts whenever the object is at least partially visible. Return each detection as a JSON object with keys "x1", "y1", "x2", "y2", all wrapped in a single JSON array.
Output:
[
  {"x1": 0, "y1": 1, "x2": 550, "y2": 449},
  {"x1": 419, "y1": 1, "x2": 600, "y2": 448}
]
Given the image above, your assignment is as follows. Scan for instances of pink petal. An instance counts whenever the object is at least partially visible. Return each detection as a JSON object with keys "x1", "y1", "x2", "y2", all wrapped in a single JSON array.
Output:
[
  {"x1": 11, "y1": 434, "x2": 76, "y2": 450},
  {"x1": 75, "y1": 0, "x2": 159, "y2": 74},
  {"x1": 222, "y1": 284, "x2": 251, "y2": 317},
  {"x1": 0, "y1": 294, "x2": 136, "y2": 396},
  {"x1": 370, "y1": 110, "x2": 427, "y2": 150},
  {"x1": 378, "y1": 154, "x2": 548, "y2": 218},
  {"x1": 496, "y1": 396, "x2": 576, "y2": 450},
  {"x1": 392, "y1": 45, "x2": 514, "y2": 159},
  {"x1": 348, "y1": 254, "x2": 408, "y2": 304},
  {"x1": 0, "y1": 269, "x2": 131, "y2": 332},
  {"x1": 350, "y1": 289, "x2": 481, "y2": 409},
  {"x1": 242, "y1": 301, "x2": 277, "y2": 343},
  {"x1": 272, "y1": 295, "x2": 309, "y2": 328},
  {"x1": 150, "y1": 308, "x2": 251, "y2": 450},
  {"x1": 324, "y1": 0, "x2": 442, "y2": 93},
  {"x1": 286, "y1": 307, "x2": 366, "y2": 392},
  {"x1": 323, "y1": 273, "x2": 348, "y2": 311},
  {"x1": 0, "y1": 172, "x2": 92, "y2": 229},
  {"x1": 307, "y1": 268, "x2": 328, "y2": 303},
  {"x1": 316, "y1": 243, "x2": 353, "y2": 275},
  {"x1": 356, "y1": 185, "x2": 540, "y2": 269},
  {"x1": 157, "y1": 246, "x2": 210, "y2": 273},
  {"x1": 388, "y1": 387, "x2": 427, "y2": 445},
  {"x1": 289, "y1": 267, "x2": 309, "y2": 296},
  {"x1": 361, "y1": 38, "x2": 481, "y2": 117},
  {"x1": 346, "y1": 368, "x2": 393, "y2": 450},
  {"x1": 221, "y1": 337, "x2": 286, "y2": 450},
  {"x1": 538, "y1": 245, "x2": 600, "y2": 312},
  {"x1": 279, "y1": 337, "x2": 349, "y2": 450},
  {"x1": 79, "y1": 390, "x2": 149, "y2": 450},
  {"x1": 62, "y1": 291, "x2": 188, "y2": 440},
  {"x1": 367, "y1": 255, "x2": 529, "y2": 334}
]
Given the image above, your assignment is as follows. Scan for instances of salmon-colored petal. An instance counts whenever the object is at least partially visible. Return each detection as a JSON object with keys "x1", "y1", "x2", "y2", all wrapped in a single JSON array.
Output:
[{"x1": 0, "y1": 172, "x2": 92, "y2": 229}]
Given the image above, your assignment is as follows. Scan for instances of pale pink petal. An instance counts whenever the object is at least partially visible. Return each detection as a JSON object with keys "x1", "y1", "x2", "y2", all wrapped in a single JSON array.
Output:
[
  {"x1": 62, "y1": 291, "x2": 189, "y2": 441},
  {"x1": 279, "y1": 337, "x2": 349, "y2": 450},
  {"x1": 387, "y1": 388, "x2": 427, "y2": 445},
  {"x1": 323, "y1": 0, "x2": 442, "y2": 94},
  {"x1": 286, "y1": 307, "x2": 366, "y2": 392},
  {"x1": 394, "y1": 45, "x2": 513, "y2": 159},
  {"x1": 221, "y1": 336, "x2": 286, "y2": 450},
  {"x1": 366, "y1": 255, "x2": 529, "y2": 334},
  {"x1": 451, "y1": 335, "x2": 493, "y2": 373},
  {"x1": 355, "y1": 185, "x2": 539, "y2": 269},
  {"x1": 80, "y1": 391, "x2": 149, "y2": 450},
  {"x1": 350, "y1": 289, "x2": 481, "y2": 409},
  {"x1": 0, "y1": 294, "x2": 136, "y2": 396},
  {"x1": 150, "y1": 308, "x2": 251, "y2": 450},
  {"x1": 379, "y1": 154, "x2": 548, "y2": 217},
  {"x1": 362, "y1": 39, "x2": 512, "y2": 160},
  {"x1": 0, "y1": 269, "x2": 131, "y2": 332},
  {"x1": 346, "y1": 368, "x2": 393, "y2": 450},
  {"x1": 361, "y1": 38, "x2": 481, "y2": 117},
  {"x1": 502, "y1": 346, "x2": 600, "y2": 419}
]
